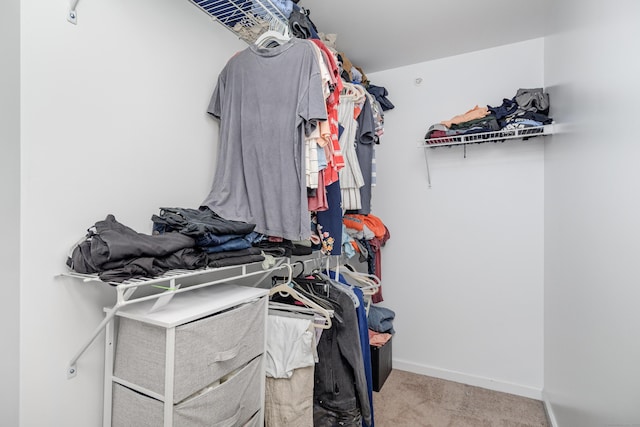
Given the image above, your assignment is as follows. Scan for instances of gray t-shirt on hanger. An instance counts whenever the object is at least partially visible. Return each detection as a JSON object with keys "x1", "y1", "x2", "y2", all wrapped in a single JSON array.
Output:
[{"x1": 202, "y1": 38, "x2": 327, "y2": 241}]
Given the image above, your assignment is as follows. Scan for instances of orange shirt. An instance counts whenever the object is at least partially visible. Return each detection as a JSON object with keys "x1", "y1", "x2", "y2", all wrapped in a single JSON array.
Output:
[{"x1": 441, "y1": 105, "x2": 489, "y2": 128}]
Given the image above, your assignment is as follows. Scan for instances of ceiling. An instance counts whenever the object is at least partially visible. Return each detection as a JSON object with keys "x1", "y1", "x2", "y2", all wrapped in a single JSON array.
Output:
[{"x1": 299, "y1": 0, "x2": 550, "y2": 73}]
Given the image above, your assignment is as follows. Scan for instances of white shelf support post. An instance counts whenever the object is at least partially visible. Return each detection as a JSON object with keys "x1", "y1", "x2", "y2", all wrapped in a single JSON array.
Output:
[
  {"x1": 67, "y1": 0, "x2": 80, "y2": 24},
  {"x1": 67, "y1": 303, "x2": 122, "y2": 378},
  {"x1": 422, "y1": 146, "x2": 432, "y2": 189}
]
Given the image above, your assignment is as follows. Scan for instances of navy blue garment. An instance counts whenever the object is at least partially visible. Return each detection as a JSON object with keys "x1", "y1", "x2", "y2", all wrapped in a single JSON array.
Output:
[
  {"x1": 488, "y1": 98, "x2": 518, "y2": 120},
  {"x1": 357, "y1": 239, "x2": 376, "y2": 277},
  {"x1": 315, "y1": 179, "x2": 343, "y2": 255},
  {"x1": 354, "y1": 287, "x2": 374, "y2": 427},
  {"x1": 195, "y1": 232, "x2": 245, "y2": 247},
  {"x1": 367, "y1": 85, "x2": 394, "y2": 111},
  {"x1": 201, "y1": 231, "x2": 259, "y2": 254}
]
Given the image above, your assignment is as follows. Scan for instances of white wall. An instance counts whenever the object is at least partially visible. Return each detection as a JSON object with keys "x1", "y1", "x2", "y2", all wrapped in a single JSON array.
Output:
[
  {"x1": 1, "y1": 0, "x2": 21, "y2": 424},
  {"x1": 19, "y1": 0, "x2": 244, "y2": 425},
  {"x1": 543, "y1": 1, "x2": 640, "y2": 425},
  {"x1": 20, "y1": 0, "x2": 640, "y2": 423},
  {"x1": 367, "y1": 39, "x2": 545, "y2": 398}
]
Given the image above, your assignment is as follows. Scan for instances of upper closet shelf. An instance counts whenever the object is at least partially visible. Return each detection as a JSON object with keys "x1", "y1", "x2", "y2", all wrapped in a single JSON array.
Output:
[
  {"x1": 187, "y1": 0, "x2": 290, "y2": 43},
  {"x1": 420, "y1": 124, "x2": 554, "y2": 148}
]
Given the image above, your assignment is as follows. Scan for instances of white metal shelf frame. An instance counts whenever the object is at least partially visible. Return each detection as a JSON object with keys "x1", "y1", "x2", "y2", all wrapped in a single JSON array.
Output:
[
  {"x1": 419, "y1": 124, "x2": 554, "y2": 188},
  {"x1": 420, "y1": 124, "x2": 554, "y2": 148},
  {"x1": 62, "y1": 251, "x2": 350, "y2": 380},
  {"x1": 61, "y1": 259, "x2": 291, "y2": 379},
  {"x1": 67, "y1": 0, "x2": 290, "y2": 41}
]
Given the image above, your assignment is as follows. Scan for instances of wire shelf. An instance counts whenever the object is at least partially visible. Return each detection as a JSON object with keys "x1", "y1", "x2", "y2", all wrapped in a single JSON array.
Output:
[
  {"x1": 188, "y1": 0, "x2": 290, "y2": 43},
  {"x1": 421, "y1": 124, "x2": 554, "y2": 148},
  {"x1": 60, "y1": 261, "x2": 267, "y2": 287},
  {"x1": 62, "y1": 258, "x2": 290, "y2": 378}
]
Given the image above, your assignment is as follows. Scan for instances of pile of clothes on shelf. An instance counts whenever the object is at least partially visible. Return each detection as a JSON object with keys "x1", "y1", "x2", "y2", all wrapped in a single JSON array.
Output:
[
  {"x1": 66, "y1": 206, "x2": 349, "y2": 283},
  {"x1": 424, "y1": 88, "x2": 553, "y2": 143},
  {"x1": 66, "y1": 208, "x2": 262, "y2": 283},
  {"x1": 341, "y1": 213, "x2": 390, "y2": 303},
  {"x1": 368, "y1": 305, "x2": 395, "y2": 347},
  {"x1": 66, "y1": 206, "x2": 394, "y2": 286}
]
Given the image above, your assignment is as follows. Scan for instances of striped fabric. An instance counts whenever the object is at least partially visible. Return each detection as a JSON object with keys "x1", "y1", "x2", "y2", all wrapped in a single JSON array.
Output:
[{"x1": 338, "y1": 83, "x2": 366, "y2": 211}]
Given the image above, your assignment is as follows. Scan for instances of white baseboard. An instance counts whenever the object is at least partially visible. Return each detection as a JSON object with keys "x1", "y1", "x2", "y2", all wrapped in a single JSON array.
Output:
[
  {"x1": 392, "y1": 358, "x2": 543, "y2": 401},
  {"x1": 541, "y1": 391, "x2": 559, "y2": 427}
]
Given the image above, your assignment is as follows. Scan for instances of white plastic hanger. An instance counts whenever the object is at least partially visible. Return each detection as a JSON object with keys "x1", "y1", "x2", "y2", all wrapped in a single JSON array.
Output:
[
  {"x1": 340, "y1": 265, "x2": 381, "y2": 295},
  {"x1": 269, "y1": 264, "x2": 332, "y2": 329},
  {"x1": 255, "y1": 29, "x2": 290, "y2": 48}
]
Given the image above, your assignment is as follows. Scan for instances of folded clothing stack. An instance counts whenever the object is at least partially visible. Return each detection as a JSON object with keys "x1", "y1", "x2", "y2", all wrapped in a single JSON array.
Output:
[
  {"x1": 368, "y1": 305, "x2": 395, "y2": 334},
  {"x1": 424, "y1": 88, "x2": 553, "y2": 142},
  {"x1": 67, "y1": 207, "x2": 265, "y2": 283}
]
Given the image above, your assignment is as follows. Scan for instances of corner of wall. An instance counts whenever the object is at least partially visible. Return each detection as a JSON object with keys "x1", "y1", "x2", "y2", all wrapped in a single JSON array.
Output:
[
  {"x1": 542, "y1": 391, "x2": 560, "y2": 427},
  {"x1": 0, "y1": 0, "x2": 21, "y2": 425}
]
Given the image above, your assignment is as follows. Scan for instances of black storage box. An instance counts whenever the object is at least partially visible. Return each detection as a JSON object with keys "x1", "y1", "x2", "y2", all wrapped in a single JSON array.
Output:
[{"x1": 370, "y1": 336, "x2": 392, "y2": 392}]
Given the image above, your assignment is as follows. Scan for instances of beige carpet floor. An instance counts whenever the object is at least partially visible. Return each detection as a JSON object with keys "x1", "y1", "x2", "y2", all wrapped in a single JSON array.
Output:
[{"x1": 372, "y1": 369, "x2": 549, "y2": 427}]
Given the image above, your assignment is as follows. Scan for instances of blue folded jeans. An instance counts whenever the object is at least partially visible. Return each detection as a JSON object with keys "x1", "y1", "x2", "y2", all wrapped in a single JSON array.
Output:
[
  {"x1": 201, "y1": 231, "x2": 260, "y2": 254},
  {"x1": 367, "y1": 305, "x2": 395, "y2": 334}
]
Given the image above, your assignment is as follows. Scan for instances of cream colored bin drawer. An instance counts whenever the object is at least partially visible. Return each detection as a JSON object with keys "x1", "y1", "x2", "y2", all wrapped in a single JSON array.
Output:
[
  {"x1": 114, "y1": 296, "x2": 266, "y2": 404},
  {"x1": 112, "y1": 355, "x2": 263, "y2": 427}
]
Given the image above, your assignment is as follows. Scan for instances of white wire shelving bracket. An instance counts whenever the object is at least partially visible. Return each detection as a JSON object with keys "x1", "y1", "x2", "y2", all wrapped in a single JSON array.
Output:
[
  {"x1": 418, "y1": 124, "x2": 554, "y2": 188},
  {"x1": 67, "y1": 0, "x2": 80, "y2": 24},
  {"x1": 61, "y1": 258, "x2": 291, "y2": 379}
]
